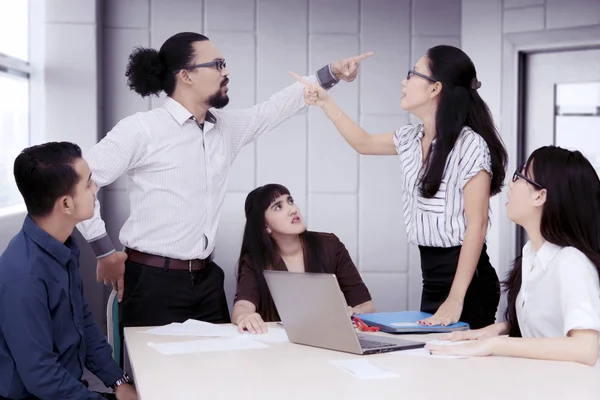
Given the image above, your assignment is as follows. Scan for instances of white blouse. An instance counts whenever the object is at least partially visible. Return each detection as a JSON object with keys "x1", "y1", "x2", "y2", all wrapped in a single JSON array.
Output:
[
  {"x1": 393, "y1": 124, "x2": 492, "y2": 247},
  {"x1": 516, "y1": 241, "x2": 600, "y2": 365}
]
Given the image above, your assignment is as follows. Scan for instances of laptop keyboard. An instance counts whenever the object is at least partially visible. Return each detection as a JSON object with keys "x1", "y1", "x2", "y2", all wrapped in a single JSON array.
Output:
[{"x1": 359, "y1": 338, "x2": 396, "y2": 349}]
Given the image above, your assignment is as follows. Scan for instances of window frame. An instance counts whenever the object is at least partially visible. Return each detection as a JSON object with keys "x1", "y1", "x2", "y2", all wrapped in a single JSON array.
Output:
[{"x1": 0, "y1": 0, "x2": 44, "y2": 217}]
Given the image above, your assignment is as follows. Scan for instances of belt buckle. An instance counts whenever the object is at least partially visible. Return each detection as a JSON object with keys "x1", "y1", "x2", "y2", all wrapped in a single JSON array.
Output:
[{"x1": 188, "y1": 260, "x2": 192, "y2": 272}]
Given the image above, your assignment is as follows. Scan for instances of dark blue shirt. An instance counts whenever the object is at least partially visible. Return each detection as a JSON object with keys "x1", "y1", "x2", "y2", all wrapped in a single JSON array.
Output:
[{"x1": 0, "y1": 216, "x2": 123, "y2": 399}]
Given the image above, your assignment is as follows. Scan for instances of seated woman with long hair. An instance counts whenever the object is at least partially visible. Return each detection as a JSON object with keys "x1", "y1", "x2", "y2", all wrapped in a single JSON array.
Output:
[
  {"x1": 231, "y1": 184, "x2": 375, "y2": 334},
  {"x1": 427, "y1": 146, "x2": 600, "y2": 366}
]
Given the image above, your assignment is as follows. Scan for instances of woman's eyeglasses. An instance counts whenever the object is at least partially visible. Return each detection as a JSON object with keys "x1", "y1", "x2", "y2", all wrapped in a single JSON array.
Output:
[
  {"x1": 512, "y1": 166, "x2": 544, "y2": 190},
  {"x1": 406, "y1": 69, "x2": 437, "y2": 83}
]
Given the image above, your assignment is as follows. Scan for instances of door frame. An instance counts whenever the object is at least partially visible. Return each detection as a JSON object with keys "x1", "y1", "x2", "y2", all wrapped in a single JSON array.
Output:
[{"x1": 499, "y1": 25, "x2": 600, "y2": 271}]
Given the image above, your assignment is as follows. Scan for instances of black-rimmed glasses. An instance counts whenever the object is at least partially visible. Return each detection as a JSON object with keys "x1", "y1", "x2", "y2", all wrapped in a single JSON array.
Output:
[
  {"x1": 176, "y1": 59, "x2": 227, "y2": 73},
  {"x1": 512, "y1": 166, "x2": 544, "y2": 190},
  {"x1": 406, "y1": 69, "x2": 436, "y2": 83}
]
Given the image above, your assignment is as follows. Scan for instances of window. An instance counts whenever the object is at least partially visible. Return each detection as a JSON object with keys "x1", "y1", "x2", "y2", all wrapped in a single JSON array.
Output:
[
  {"x1": 555, "y1": 82, "x2": 600, "y2": 176},
  {"x1": 0, "y1": 0, "x2": 30, "y2": 214}
]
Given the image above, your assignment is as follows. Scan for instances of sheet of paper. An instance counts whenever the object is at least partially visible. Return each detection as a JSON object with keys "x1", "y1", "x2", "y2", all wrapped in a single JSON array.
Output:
[
  {"x1": 141, "y1": 319, "x2": 240, "y2": 338},
  {"x1": 396, "y1": 340, "x2": 472, "y2": 359},
  {"x1": 148, "y1": 337, "x2": 270, "y2": 355},
  {"x1": 389, "y1": 322, "x2": 422, "y2": 327},
  {"x1": 182, "y1": 319, "x2": 241, "y2": 336},
  {"x1": 398, "y1": 348, "x2": 469, "y2": 359},
  {"x1": 251, "y1": 327, "x2": 289, "y2": 343},
  {"x1": 330, "y1": 359, "x2": 400, "y2": 379},
  {"x1": 141, "y1": 319, "x2": 290, "y2": 343}
]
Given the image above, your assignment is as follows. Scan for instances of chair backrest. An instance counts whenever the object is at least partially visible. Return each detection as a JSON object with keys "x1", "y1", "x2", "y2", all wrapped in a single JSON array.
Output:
[{"x1": 106, "y1": 290, "x2": 120, "y2": 364}]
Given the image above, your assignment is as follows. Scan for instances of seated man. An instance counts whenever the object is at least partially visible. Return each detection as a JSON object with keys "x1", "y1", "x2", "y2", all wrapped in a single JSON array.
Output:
[{"x1": 0, "y1": 142, "x2": 137, "y2": 400}]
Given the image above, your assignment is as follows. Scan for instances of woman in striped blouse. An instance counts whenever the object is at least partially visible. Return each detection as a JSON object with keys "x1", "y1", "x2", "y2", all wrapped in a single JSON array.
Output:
[{"x1": 291, "y1": 45, "x2": 508, "y2": 329}]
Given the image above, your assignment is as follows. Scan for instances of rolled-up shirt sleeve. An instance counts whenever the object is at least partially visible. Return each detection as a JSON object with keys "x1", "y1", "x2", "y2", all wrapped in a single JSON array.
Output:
[
  {"x1": 393, "y1": 124, "x2": 417, "y2": 155},
  {"x1": 557, "y1": 249, "x2": 600, "y2": 336},
  {"x1": 223, "y1": 65, "x2": 340, "y2": 160},
  {"x1": 458, "y1": 131, "x2": 492, "y2": 189}
]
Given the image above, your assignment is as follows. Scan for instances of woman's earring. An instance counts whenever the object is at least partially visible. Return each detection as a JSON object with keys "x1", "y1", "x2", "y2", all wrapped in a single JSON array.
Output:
[{"x1": 266, "y1": 227, "x2": 272, "y2": 234}]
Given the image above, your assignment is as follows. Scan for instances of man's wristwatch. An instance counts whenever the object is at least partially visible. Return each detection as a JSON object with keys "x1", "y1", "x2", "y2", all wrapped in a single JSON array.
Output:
[{"x1": 111, "y1": 372, "x2": 132, "y2": 391}]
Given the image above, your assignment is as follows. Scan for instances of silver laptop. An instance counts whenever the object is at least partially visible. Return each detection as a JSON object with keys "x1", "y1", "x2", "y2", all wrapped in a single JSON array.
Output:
[{"x1": 263, "y1": 270, "x2": 425, "y2": 355}]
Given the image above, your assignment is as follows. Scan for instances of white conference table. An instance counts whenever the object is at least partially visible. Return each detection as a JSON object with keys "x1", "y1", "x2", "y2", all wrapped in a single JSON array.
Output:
[{"x1": 124, "y1": 323, "x2": 600, "y2": 400}]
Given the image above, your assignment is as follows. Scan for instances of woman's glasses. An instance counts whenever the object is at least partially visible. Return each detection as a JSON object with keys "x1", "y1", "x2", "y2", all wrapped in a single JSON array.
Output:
[
  {"x1": 406, "y1": 69, "x2": 437, "y2": 83},
  {"x1": 512, "y1": 166, "x2": 544, "y2": 190}
]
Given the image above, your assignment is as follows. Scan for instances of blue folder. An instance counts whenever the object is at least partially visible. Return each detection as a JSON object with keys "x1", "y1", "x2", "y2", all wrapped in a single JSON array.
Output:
[{"x1": 355, "y1": 311, "x2": 470, "y2": 333}]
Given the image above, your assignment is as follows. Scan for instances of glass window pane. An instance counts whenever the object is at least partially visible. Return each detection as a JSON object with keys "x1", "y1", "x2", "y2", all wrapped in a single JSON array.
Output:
[
  {"x1": 0, "y1": 0, "x2": 29, "y2": 61},
  {"x1": 555, "y1": 81, "x2": 600, "y2": 178},
  {"x1": 556, "y1": 115, "x2": 600, "y2": 176},
  {"x1": 0, "y1": 72, "x2": 29, "y2": 211},
  {"x1": 556, "y1": 82, "x2": 600, "y2": 115}
]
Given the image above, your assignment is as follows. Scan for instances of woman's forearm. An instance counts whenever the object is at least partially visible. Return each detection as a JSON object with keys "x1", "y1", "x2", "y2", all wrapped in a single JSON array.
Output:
[
  {"x1": 231, "y1": 300, "x2": 256, "y2": 325},
  {"x1": 353, "y1": 300, "x2": 375, "y2": 314},
  {"x1": 449, "y1": 224, "x2": 487, "y2": 301},
  {"x1": 320, "y1": 99, "x2": 396, "y2": 155},
  {"x1": 487, "y1": 322, "x2": 509, "y2": 336},
  {"x1": 489, "y1": 331, "x2": 599, "y2": 366},
  {"x1": 321, "y1": 100, "x2": 371, "y2": 154}
]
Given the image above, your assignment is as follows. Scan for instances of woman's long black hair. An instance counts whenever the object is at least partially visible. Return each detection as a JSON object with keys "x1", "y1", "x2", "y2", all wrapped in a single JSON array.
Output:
[
  {"x1": 420, "y1": 45, "x2": 508, "y2": 198},
  {"x1": 237, "y1": 184, "x2": 325, "y2": 321},
  {"x1": 503, "y1": 146, "x2": 600, "y2": 337}
]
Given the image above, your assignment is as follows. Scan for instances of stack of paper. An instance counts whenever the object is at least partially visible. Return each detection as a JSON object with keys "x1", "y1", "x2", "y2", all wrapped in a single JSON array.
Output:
[
  {"x1": 252, "y1": 327, "x2": 289, "y2": 343},
  {"x1": 142, "y1": 319, "x2": 240, "y2": 337},
  {"x1": 141, "y1": 319, "x2": 290, "y2": 343},
  {"x1": 148, "y1": 336, "x2": 270, "y2": 355}
]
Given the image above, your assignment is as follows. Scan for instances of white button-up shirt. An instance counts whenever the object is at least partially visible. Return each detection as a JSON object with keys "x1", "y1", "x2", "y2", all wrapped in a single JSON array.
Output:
[
  {"x1": 76, "y1": 76, "x2": 319, "y2": 260},
  {"x1": 516, "y1": 240, "x2": 600, "y2": 364}
]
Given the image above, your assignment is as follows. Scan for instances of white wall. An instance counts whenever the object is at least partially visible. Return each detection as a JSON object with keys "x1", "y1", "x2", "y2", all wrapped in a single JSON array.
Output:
[{"x1": 99, "y1": 0, "x2": 462, "y2": 314}]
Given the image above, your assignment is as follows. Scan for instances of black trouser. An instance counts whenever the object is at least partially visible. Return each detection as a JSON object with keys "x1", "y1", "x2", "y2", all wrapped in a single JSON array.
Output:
[
  {"x1": 0, "y1": 380, "x2": 116, "y2": 399},
  {"x1": 118, "y1": 259, "x2": 231, "y2": 364},
  {"x1": 418, "y1": 244, "x2": 500, "y2": 330}
]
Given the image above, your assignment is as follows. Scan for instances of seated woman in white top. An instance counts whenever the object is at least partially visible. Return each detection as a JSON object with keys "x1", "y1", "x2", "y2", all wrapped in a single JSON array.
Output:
[{"x1": 427, "y1": 146, "x2": 600, "y2": 366}]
